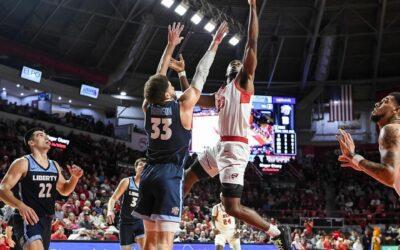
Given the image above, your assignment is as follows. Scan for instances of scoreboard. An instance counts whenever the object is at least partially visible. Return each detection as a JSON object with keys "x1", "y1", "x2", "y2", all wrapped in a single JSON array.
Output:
[{"x1": 191, "y1": 95, "x2": 297, "y2": 173}]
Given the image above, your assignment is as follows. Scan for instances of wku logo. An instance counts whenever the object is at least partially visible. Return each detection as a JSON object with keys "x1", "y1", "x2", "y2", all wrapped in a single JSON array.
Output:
[
  {"x1": 215, "y1": 85, "x2": 226, "y2": 112},
  {"x1": 231, "y1": 173, "x2": 239, "y2": 179}
]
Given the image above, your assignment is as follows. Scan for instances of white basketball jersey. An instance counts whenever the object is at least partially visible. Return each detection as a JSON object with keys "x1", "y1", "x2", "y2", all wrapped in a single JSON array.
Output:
[
  {"x1": 212, "y1": 203, "x2": 236, "y2": 232},
  {"x1": 215, "y1": 80, "x2": 252, "y2": 138}
]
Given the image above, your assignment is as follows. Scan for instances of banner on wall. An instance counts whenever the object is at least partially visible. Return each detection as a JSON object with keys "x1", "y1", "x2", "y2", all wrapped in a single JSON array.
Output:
[{"x1": 49, "y1": 242, "x2": 276, "y2": 250}]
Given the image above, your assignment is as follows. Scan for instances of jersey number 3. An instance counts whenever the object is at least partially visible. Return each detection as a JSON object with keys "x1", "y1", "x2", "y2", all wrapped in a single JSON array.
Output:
[
  {"x1": 151, "y1": 118, "x2": 172, "y2": 140},
  {"x1": 39, "y1": 183, "x2": 52, "y2": 198}
]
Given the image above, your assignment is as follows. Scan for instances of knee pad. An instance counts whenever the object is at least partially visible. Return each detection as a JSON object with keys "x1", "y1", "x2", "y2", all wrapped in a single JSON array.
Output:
[{"x1": 221, "y1": 183, "x2": 244, "y2": 198}]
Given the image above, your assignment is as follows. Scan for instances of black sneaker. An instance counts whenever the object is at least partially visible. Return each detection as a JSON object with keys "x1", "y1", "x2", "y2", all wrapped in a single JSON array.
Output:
[{"x1": 271, "y1": 225, "x2": 291, "y2": 250}]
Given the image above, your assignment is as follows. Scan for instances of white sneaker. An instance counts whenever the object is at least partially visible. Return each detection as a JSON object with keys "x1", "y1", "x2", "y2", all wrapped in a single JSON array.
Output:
[{"x1": 266, "y1": 224, "x2": 281, "y2": 237}]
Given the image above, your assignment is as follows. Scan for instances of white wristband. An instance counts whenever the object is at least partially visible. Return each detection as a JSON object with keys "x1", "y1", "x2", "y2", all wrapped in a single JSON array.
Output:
[
  {"x1": 351, "y1": 154, "x2": 365, "y2": 166},
  {"x1": 178, "y1": 71, "x2": 186, "y2": 78}
]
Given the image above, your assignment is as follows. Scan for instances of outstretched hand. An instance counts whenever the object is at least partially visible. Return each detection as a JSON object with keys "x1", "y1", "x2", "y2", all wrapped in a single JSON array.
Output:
[
  {"x1": 336, "y1": 129, "x2": 355, "y2": 157},
  {"x1": 336, "y1": 129, "x2": 362, "y2": 171},
  {"x1": 67, "y1": 164, "x2": 83, "y2": 179},
  {"x1": 168, "y1": 22, "x2": 185, "y2": 46},
  {"x1": 169, "y1": 54, "x2": 185, "y2": 73},
  {"x1": 212, "y1": 21, "x2": 229, "y2": 45}
]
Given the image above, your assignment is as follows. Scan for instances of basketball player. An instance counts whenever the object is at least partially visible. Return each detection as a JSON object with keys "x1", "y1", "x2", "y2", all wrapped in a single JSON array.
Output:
[
  {"x1": 337, "y1": 92, "x2": 400, "y2": 195},
  {"x1": 212, "y1": 193, "x2": 241, "y2": 250},
  {"x1": 170, "y1": 1, "x2": 291, "y2": 249},
  {"x1": 0, "y1": 128, "x2": 83, "y2": 250},
  {"x1": 132, "y1": 22, "x2": 228, "y2": 250},
  {"x1": 107, "y1": 158, "x2": 146, "y2": 249}
]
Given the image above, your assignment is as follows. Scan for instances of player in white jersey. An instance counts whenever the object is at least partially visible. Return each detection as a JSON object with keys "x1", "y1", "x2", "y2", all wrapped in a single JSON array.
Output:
[
  {"x1": 212, "y1": 193, "x2": 241, "y2": 250},
  {"x1": 169, "y1": 1, "x2": 291, "y2": 249}
]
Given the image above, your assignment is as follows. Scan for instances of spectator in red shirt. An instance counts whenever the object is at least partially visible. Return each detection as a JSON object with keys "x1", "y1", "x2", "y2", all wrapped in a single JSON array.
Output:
[
  {"x1": 0, "y1": 234, "x2": 10, "y2": 250},
  {"x1": 304, "y1": 219, "x2": 314, "y2": 237},
  {"x1": 51, "y1": 226, "x2": 67, "y2": 240},
  {"x1": 323, "y1": 235, "x2": 332, "y2": 250}
]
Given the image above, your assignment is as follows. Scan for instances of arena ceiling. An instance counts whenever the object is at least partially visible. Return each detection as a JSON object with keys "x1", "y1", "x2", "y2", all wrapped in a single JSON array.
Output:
[{"x1": 0, "y1": 0, "x2": 400, "y2": 101}]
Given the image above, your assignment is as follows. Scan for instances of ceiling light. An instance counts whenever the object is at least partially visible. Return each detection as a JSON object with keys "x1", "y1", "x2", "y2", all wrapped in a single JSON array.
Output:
[
  {"x1": 58, "y1": 96, "x2": 62, "y2": 100},
  {"x1": 191, "y1": 12, "x2": 203, "y2": 25},
  {"x1": 20, "y1": 93, "x2": 24, "y2": 96},
  {"x1": 161, "y1": 0, "x2": 174, "y2": 8},
  {"x1": 174, "y1": 2, "x2": 188, "y2": 16},
  {"x1": 16, "y1": 84, "x2": 20, "y2": 88},
  {"x1": 204, "y1": 21, "x2": 216, "y2": 33},
  {"x1": 120, "y1": 91, "x2": 127, "y2": 96},
  {"x1": 229, "y1": 35, "x2": 240, "y2": 46},
  {"x1": 68, "y1": 100, "x2": 72, "y2": 103}
]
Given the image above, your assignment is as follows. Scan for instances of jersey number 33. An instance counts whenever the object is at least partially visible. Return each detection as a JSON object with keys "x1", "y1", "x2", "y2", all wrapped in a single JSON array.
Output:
[{"x1": 151, "y1": 118, "x2": 172, "y2": 140}]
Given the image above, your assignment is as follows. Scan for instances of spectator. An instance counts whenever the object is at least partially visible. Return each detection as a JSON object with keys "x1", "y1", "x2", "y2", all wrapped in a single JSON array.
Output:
[
  {"x1": 79, "y1": 211, "x2": 93, "y2": 230},
  {"x1": 51, "y1": 226, "x2": 68, "y2": 240}
]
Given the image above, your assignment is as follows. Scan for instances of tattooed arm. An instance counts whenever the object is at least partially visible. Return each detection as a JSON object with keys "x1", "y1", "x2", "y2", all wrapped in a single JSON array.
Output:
[{"x1": 338, "y1": 125, "x2": 399, "y2": 187}]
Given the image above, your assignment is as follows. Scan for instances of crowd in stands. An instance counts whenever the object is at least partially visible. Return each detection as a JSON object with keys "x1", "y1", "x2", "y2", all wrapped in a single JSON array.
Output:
[
  {"x1": 0, "y1": 110, "x2": 400, "y2": 248},
  {"x1": 0, "y1": 99, "x2": 115, "y2": 137}
]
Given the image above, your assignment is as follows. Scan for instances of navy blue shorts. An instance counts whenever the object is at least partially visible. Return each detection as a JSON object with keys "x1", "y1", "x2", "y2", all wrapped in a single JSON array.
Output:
[
  {"x1": 133, "y1": 163, "x2": 184, "y2": 222},
  {"x1": 11, "y1": 213, "x2": 52, "y2": 250},
  {"x1": 119, "y1": 221, "x2": 145, "y2": 246}
]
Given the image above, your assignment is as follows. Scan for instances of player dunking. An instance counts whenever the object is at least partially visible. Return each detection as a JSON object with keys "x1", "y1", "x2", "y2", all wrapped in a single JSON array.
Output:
[
  {"x1": 132, "y1": 22, "x2": 228, "y2": 250},
  {"x1": 170, "y1": 1, "x2": 291, "y2": 249},
  {"x1": 107, "y1": 158, "x2": 146, "y2": 249},
  {"x1": 0, "y1": 128, "x2": 83, "y2": 250},
  {"x1": 212, "y1": 193, "x2": 241, "y2": 250},
  {"x1": 337, "y1": 92, "x2": 400, "y2": 196}
]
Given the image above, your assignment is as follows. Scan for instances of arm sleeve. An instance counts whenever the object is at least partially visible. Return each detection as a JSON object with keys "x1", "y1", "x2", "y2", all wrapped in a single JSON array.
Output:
[{"x1": 191, "y1": 50, "x2": 216, "y2": 92}]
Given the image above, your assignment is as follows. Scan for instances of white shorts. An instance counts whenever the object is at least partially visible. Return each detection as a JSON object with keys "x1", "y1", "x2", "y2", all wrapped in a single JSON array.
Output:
[
  {"x1": 198, "y1": 141, "x2": 249, "y2": 186},
  {"x1": 215, "y1": 231, "x2": 241, "y2": 249}
]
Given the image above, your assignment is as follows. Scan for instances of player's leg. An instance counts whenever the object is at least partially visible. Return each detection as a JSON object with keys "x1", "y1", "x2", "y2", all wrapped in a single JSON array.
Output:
[
  {"x1": 133, "y1": 164, "x2": 157, "y2": 249},
  {"x1": 119, "y1": 223, "x2": 134, "y2": 250},
  {"x1": 155, "y1": 221, "x2": 179, "y2": 250},
  {"x1": 13, "y1": 214, "x2": 48, "y2": 250},
  {"x1": 222, "y1": 194, "x2": 273, "y2": 232},
  {"x1": 184, "y1": 147, "x2": 219, "y2": 197},
  {"x1": 135, "y1": 236, "x2": 145, "y2": 250},
  {"x1": 214, "y1": 234, "x2": 226, "y2": 250},
  {"x1": 217, "y1": 142, "x2": 280, "y2": 235},
  {"x1": 228, "y1": 235, "x2": 241, "y2": 250},
  {"x1": 25, "y1": 240, "x2": 44, "y2": 250},
  {"x1": 133, "y1": 220, "x2": 146, "y2": 250},
  {"x1": 143, "y1": 220, "x2": 157, "y2": 250},
  {"x1": 152, "y1": 163, "x2": 184, "y2": 249}
]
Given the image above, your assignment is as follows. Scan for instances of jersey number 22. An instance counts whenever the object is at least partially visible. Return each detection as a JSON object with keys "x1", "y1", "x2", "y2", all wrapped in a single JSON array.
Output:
[
  {"x1": 151, "y1": 118, "x2": 172, "y2": 140},
  {"x1": 39, "y1": 183, "x2": 52, "y2": 198}
]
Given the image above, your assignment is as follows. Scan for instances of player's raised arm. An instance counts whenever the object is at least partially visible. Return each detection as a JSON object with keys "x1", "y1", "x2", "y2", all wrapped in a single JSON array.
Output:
[
  {"x1": 143, "y1": 23, "x2": 184, "y2": 113},
  {"x1": 169, "y1": 54, "x2": 190, "y2": 91},
  {"x1": 179, "y1": 21, "x2": 228, "y2": 109},
  {"x1": 107, "y1": 178, "x2": 129, "y2": 224},
  {"x1": 169, "y1": 54, "x2": 216, "y2": 109},
  {"x1": 337, "y1": 127, "x2": 398, "y2": 187},
  {"x1": 237, "y1": 0, "x2": 258, "y2": 94},
  {"x1": 157, "y1": 23, "x2": 184, "y2": 76},
  {"x1": 55, "y1": 162, "x2": 83, "y2": 196}
]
